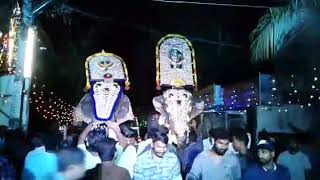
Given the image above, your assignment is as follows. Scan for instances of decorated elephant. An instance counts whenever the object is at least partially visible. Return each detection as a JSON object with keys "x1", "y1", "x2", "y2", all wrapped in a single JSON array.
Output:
[
  {"x1": 73, "y1": 51, "x2": 134, "y2": 139},
  {"x1": 153, "y1": 34, "x2": 203, "y2": 145}
]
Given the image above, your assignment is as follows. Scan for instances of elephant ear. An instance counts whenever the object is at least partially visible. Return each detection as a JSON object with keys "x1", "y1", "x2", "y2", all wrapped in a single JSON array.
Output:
[
  {"x1": 190, "y1": 96, "x2": 204, "y2": 119},
  {"x1": 152, "y1": 95, "x2": 165, "y2": 114},
  {"x1": 114, "y1": 94, "x2": 134, "y2": 124},
  {"x1": 152, "y1": 95, "x2": 169, "y2": 125},
  {"x1": 73, "y1": 94, "x2": 95, "y2": 124}
]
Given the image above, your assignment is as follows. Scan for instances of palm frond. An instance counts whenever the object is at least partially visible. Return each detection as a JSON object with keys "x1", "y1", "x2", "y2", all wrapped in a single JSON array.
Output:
[{"x1": 250, "y1": 0, "x2": 320, "y2": 62}]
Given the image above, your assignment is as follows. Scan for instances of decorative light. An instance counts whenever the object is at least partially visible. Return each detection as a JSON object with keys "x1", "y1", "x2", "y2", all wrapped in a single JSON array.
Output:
[
  {"x1": 312, "y1": 85, "x2": 315, "y2": 89},
  {"x1": 314, "y1": 77, "x2": 318, "y2": 81},
  {"x1": 30, "y1": 82, "x2": 74, "y2": 125},
  {"x1": 23, "y1": 27, "x2": 36, "y2": 78}
]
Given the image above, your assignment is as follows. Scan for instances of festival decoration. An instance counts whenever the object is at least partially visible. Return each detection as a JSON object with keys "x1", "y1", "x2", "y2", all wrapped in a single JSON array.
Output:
[
  {"x1": 0, "y1": 3, "x2": 21, "y2": 73},
  {"x1": 29, "y1": 83, "x2": 74, "y2": 125}
]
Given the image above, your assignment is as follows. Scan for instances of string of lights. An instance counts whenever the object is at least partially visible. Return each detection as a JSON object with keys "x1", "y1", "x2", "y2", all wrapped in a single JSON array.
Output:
[
  {"x1": 29, "y1": 80, "x2": 75, "y2": 125},
  {"x1": 198, "y1": 68, "x2": 320, "y2": 113}
]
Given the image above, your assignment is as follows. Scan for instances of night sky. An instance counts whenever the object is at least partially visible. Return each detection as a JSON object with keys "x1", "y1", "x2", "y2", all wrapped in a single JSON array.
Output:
[
  {"x1": 32, "y1": 0, "x2": 268, "y2": 109},
  {"x1": 4, "y1": 0, "x2": 319, "y2": 126}
]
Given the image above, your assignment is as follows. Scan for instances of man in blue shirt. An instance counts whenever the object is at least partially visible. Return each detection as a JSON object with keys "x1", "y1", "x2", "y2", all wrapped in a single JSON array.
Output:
[
  {"x1": 22, "y1": 133, "x2": 58, "y2": 180},
  {"x1": 243, "y1": 139, "x2": 290, "y2": 180},
  {"x1": 186, "y1": 128, "x2": 241, "y2": 180},
  {"x1": 181, "y1": 130, "x2": 203, "y2": 176}
]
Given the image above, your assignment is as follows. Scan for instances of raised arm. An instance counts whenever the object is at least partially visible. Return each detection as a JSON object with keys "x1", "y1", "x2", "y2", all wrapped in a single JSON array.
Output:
[
  {"x1": 107, "y1": 121, "x2": 128, "y2": 149},
  {"x1": 77, "y1": 123, "x2": 93, "y2": 145}
]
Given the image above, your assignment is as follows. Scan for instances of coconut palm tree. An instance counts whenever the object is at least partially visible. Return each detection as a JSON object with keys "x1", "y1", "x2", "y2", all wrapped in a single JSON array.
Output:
[{"x1": 250, "y1": 0, "x2": 320, "y2": 62}]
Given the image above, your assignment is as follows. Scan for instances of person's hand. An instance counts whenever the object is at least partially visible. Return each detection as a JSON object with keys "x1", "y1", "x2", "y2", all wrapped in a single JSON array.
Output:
[{"x1": 106, "y1": 121, "x2": 121, "y2": 132}]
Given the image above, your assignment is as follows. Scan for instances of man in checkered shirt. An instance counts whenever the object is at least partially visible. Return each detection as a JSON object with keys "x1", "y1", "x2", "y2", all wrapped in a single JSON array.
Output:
[{"x1": 133, "y1": 131, "x2": 182, "y2": 180}]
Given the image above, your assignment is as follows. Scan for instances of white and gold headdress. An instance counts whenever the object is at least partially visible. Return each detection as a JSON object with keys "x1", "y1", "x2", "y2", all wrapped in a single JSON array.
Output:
[{"x1": 156, "y1": 34, "x2": 197, "y2": 90}]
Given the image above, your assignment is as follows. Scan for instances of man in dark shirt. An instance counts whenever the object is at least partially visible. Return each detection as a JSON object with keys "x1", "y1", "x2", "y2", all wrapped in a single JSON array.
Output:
[
  {"x1": 181, "y1": 130, "x2": 203, "y2": 176},
  {"x1": 244, "y1": 140, "x2": 290, "y2": 180},
  {"x1": 0, "y1": 155, "x2": 15, "y2": 180},
  {"x1": 232, "y1": 129, "x2": 254, "y2": 174}
]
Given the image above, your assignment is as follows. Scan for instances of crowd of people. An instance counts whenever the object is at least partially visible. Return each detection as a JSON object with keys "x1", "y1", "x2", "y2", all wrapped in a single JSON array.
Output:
[{"x1": 0, "y1": 114, "x2": 316, "y2": 180}]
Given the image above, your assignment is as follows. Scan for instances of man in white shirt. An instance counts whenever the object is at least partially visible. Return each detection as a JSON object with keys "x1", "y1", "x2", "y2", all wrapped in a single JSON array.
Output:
[{"x1": 277, "y1": 138, "x2": 312, "y2": 180}]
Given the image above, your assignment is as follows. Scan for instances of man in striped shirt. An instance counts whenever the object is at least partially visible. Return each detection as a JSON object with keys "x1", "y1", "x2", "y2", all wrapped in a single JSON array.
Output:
[{"x1": 133, "y1": 131, "x2": 182, "y2": 180}]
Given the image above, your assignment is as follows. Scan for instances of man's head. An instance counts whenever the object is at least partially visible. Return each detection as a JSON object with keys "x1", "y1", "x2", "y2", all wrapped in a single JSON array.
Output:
[
  {"x1": 119, "y1": 121, "x2": 138, "y2": 145},
  {"x1": 150, "y1": 111, "x2": 160, "y2": 121},
  {"x1": 212, "y1": 128, "x2": 230, "y2": 156},
  {"x1": 232, "y1": 129, "x2": 249, "y2": 153},
  {"x1": 97, "y1": 137, "x2": 117, "y2": 162},
  {"x1": 188, "y1": 130, "x2": 198, "y2": 144},
  {"x1": 257, "y1": 140, "x2": 275, "y2": 165},
  {"x1": 31, "y1": 133, "x2": 45, "y2": 148},
  {"x1": 57, "y1": 147, "x2": 85, "y2": 180},
  {"x1": 151, "y1": 131, "x2": 169, "y2": 158},
  {"x1": 288, "y1": 138, "x2": 300, "y2": 154},
  {"x1": 208, "y1": 128, "x2": 215, "y2": 139},
  {"x1": 86, "y1": 128, "x2": 106, "y2": 152}
]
